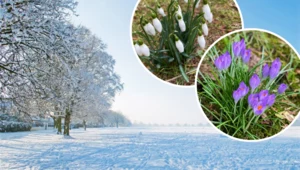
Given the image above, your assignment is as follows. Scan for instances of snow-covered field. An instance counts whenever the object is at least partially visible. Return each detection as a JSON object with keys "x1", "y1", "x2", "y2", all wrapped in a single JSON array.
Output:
[{"x1": 1, "y1": 127, "x2": 300, "y2": 170}]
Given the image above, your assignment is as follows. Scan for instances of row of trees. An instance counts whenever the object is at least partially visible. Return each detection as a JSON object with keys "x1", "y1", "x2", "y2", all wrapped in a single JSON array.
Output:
[{"x1": 0, "y1": 0, "x2": 123, "y2": 135}]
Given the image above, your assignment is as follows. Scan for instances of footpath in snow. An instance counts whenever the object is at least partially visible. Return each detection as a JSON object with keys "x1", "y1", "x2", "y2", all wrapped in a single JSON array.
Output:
[{"x1": 0, "y1": 127, "x2": 300, "y2": 169}]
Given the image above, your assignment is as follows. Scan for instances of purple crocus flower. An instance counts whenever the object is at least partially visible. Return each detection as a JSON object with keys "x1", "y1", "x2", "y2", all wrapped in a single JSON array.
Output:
[
  {"x1": 232, "y1": 42, "x2": 241, "y2": 57},
  {"x1": 269, "y1": 58, "x2": 281, "y2": 79},
  {"x1": 214, "y1": 51, "x2": 232, "y2": 71},
  {"x1": 249, "y1": 74, "x2": 260, "y2": 91},
  {"x1": 253, "y1": 100, "x2": 268, "y2": 115},
  {"x1": 259, "y1": 90, "x2": 269, "y2": 101},
  {"x1": 233, "y1": 90, "x2": 242, "y2": 104},
  {"x1": 241, "y1": 49, "x2": 251, "y2": 63},
  {"x1": 248, "y1": 93, "x2": 259, "y2": 107},
  {"x1": 238, "y1": 82, "x2": 250, "y2": 96},
  {"x1": 262, "y1": 64, "x2": 270, "y2": 78},
  {"x1": 266, "y1": 94, "x2": 276, "y2": 107},
  {"x1": 233, "y1": 81, "x2": 249, "y2": 103},
  {"x1": 278, "y1": 83, "x2": 288, "y2": 94},
  {"x1": 232, "y1": 39, "x2": 246, "y2": 57}
]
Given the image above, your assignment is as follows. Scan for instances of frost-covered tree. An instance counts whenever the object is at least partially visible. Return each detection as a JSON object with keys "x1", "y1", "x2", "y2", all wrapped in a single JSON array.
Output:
[{"x1": 0, "y1": 0, "x2": 124, "y2": 135}]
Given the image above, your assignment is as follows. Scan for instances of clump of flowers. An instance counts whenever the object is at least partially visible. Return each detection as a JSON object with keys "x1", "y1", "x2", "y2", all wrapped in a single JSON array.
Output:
[
  {"x1": 220, "y1": 39, "x2": 288, "y2": 116},
  {"x1": 198, "y1": 35, "x2": 298, "y2": 140},
  {"x1": 133, "y1": 0, "x2": 214, "y2": 82}
]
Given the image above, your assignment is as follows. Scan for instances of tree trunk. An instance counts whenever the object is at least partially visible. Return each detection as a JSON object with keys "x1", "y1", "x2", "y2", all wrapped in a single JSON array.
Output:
[
  {"x1": 83, "y1": 120, "x2": 86, "y2": 131},
  {"x1": 53, "y1": 117, "x2": 56, "y2": 129},
  {"x1": 116, "y1": 122, "x2": 118, "y2": 128},
  {"x1": 57, "y1": 117, "x2": 62, "y2": 134},
  {"x1": 64, "y1": 108, "x2": 71, "y2": 136}
]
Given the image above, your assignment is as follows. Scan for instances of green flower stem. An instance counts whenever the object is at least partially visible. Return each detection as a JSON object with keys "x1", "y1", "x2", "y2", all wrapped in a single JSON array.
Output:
[{"x1": 244, "y1": 114, "x2": 257, "y2": 134}]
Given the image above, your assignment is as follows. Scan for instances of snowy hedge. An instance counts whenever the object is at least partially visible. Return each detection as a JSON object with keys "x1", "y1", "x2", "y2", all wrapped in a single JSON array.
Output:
[
  {"x1": 0, "y1": 114, "x2": 32, "y2": 132},
  {"x1": 0, "y1": 121, "x2": 32, "y2": 132}
]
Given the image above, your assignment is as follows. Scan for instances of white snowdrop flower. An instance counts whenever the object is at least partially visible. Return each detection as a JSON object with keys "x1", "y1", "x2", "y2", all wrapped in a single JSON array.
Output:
[
  {"x1": 141, "y1": 43, "x2": 150, "y2": 57},
  {"x1": 152, "y1": 13, "x2": 163, "y2": 33},
  {"x1": 207, "y1": 12, "x2": 213, "y2": 23},
  {"x1": 178, "y1": 16, "x2": 186, "y2": 32},
  {"x1": 134, "y1": 42, "x2": 143, "y2": 56},
  {"x1": 152, "y1": 18, "x2": 162, "y2": 33},
  {"x1": 144, "y1": 22, "x2": 156, "y2": 36},
  {"x1": 157, "y1": 4, "x2": 166, "y2": 17},
  {"x1": 175, "y1": 36, "x2": 184, "y2": 53},
  {"x1": 176, "y1": 4, "x2": 183, "y2": 18},
  {"x1": 202, "y1": 22, "x2": 209, "y2": 36},
  {"x1": 197, "y1": 31, "x2": 206, "y2": 49},
  {"x1": 195, "y1": 0, "x2": 201, "y2": 8},
  {"x1": 143, "y1": 24, "x2": 149, "y2": 34},
  {"x1": 203, "y1": 0, "x2": 212, "y2": 17}
]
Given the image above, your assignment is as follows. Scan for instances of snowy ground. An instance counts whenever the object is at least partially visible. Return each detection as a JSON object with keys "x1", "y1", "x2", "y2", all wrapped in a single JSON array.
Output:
[{"x1": 1, "y1": 127, "x2": 300, "y2": 170}]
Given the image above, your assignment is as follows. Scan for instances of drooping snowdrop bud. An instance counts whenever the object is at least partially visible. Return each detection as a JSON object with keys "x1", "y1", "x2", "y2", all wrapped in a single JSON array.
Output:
[
  {"x1": 203, "y1": 0, "x2": 213, "y2": 22},
  {"x1": 140, "y1": 42, "x2": 150, "y2": 57},
  {"x1": 204, "y1": 11, "x2": 213, "y2": 23},
  {"x1": 175, "y1": 3, "x2": 183, "y2": 17},
  {"x1": 202, "y1": 0, "x2": 211, "y2": 14},
  {"x1": 202, "y1": 22, "x2": 209, "y2": 36},
  {"x1": 177, "y1": 15, "x2": 186, "y2": 32},
  {"x1": 143, "y1": 20, "x2": 156, "y2": 36},
  {"x1": 152, "y1": 13, "x2": 162, "y2": 33},
  {"x1": 174, "y1": 35, "x2": 184, "y2": 53},
  {"x1": 134, "y1": 41, "x2": 143, "y2": 56},
  {"x1": 208, "y1": 12, "x2": 213, "y2": 23},
  {"x1": 195, "y1": 0, "x2": 201, "y2": 8},
  {"x1": 157, "y1": 4, "x2": 166, "y2": 17},
  {"x1": 197, "y1": 30, "x2": 206, "y2": 50}
]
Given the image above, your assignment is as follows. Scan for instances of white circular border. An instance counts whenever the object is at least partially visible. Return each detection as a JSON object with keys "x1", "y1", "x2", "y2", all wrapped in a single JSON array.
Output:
[
  {"x1": 129, "y1": 0, "x2": 244, "y2": 88},
  {"x1": 194, "y1": 28, "x2": 300, "y2": 142}
]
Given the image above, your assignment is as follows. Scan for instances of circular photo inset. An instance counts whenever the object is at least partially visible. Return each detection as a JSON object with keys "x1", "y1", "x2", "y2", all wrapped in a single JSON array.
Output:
[
  {"x1": 196, "y1": 29, "x2": 300, "y2": 141},
  {"x1": 131, "y1": 0, "x2": 243, "y2": 86}
]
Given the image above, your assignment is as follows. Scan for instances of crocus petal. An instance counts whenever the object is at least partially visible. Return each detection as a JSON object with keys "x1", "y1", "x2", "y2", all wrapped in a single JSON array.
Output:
[
  {"x1": 242, "y1": 49, "x2": 251, "y2": 63},
  {"x1": 238, "y1": 81, "x2": 250, "y2": 97},
  {"x1": 214, "y1": 51, "x2": 231, "y2": 70},
  {"x1": 262, "y1": 64, "x2": 270, "y2": 78},
  {"x1": 239, "y1": 39, "x2": 246, "y2": 51},
  {"x1": 202, "y1": 23, "x2": 209, "y2": 36},
  {"x1": 233, "y1": 90, "x2": 242, "y2": 103},
  {"x1": 266, "y1": 94, "x2": 276, "y2": 107},
  {"x1": 175, "y1": 40, "x2": 184, "y2": 53},
  {"x1": 223, "y1": 51, "x2": 232, "y2": 70},
  {"x1": 214, "y1": 57, "x2": 223, "y2": 70},
  {"x1": 253, "y1": 101, "x2": 267, "y2": 115},
  {"x1": 278, "y1": 83, "x2": 288, "y2": 94},
  {"x1": 152, "y1": 18, "x2": 162, "y2": 33},
  {"x1": 248, "y1": 93, "x2": 259, "y2": 108},
  {"x1": 269, "y1": 58, "x2": 281, "y2": 79},
  {"x1": 197, "y1": 35, "x2": 206, "y2": 50},
  {"x1": 249, "y1": 73, "x2": 260, "y2": 91},
  {"x1": 259, "y1": 90, "x2": 269, "y2": 101},
  {"x1": 233, "y1": 81, "x2": 249, "y2": 103}
]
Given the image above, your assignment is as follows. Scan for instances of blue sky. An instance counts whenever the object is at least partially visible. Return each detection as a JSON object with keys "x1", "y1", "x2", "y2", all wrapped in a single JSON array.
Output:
[
  {"x1": 237, "y1": 0, "x2": 300, "y2": 52},
  {"x1": 72, "y1": 0, "x2": 299, "y2": 124}
]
